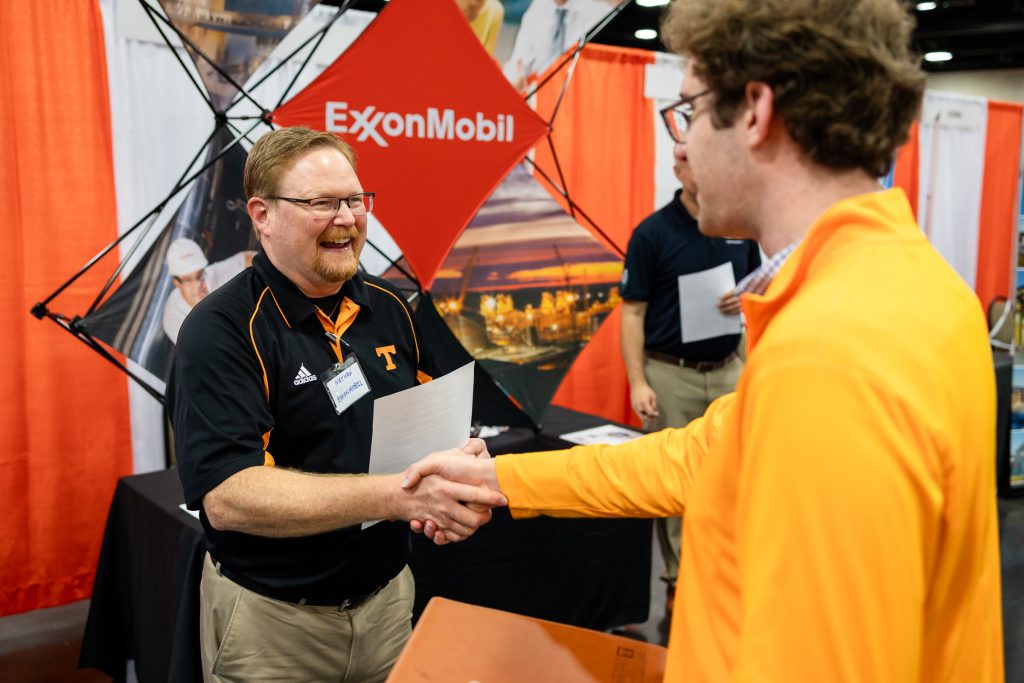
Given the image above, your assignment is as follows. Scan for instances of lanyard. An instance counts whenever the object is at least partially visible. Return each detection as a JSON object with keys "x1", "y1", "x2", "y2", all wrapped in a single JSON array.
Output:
[{"x1": 316, "y1": 297, "x2": 361, "y2": 363}]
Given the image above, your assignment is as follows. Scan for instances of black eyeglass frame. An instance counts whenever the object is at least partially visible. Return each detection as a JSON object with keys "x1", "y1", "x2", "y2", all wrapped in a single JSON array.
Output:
[
  {"x1": 270, "y1": 192, "x2": 375, "y2": 217},
  {"x1": 659, "y1": 89, "x2": 713, "y2": 144}
]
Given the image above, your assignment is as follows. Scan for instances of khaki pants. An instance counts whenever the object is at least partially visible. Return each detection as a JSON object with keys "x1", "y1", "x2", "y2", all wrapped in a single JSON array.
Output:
[
  {"x1": 644, "y1": 354, "x2": 743, "y2": 585},
  {"x1": 199, "y1": 552, "x2": 414, "y2": 682}
]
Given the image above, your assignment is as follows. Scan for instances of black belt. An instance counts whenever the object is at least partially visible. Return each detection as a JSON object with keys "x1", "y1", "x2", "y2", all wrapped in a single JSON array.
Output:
[
  {"x1": 645, "y1": 350, "x2": 738, "y2": 373},
  {"x1": 294, "y1": 585, "x2": 385, "y2": 609},
  {"x1": 215, "y1": 559, "x2": 389, "y2": 609}
]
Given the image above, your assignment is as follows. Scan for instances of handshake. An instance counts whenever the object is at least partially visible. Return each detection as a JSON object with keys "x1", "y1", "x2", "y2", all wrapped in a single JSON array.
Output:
[{"x1": 395, "y1": 437, "x2": 505, "y2": 546}]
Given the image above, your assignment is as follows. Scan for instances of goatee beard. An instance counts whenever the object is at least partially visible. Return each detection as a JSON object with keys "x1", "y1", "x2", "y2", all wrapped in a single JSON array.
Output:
[{"x1": 314, "y1": 256, "x2": 355, "y2": 283}]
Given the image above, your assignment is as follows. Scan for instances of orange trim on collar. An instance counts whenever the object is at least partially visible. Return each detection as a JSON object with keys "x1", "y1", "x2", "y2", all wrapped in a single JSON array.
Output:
[
  {"x1": 316, "y1": 297, "x2": 361, "y2": 363},
  {"x1": 265, "y1": 288, "x2": 291, "y2": 329}
]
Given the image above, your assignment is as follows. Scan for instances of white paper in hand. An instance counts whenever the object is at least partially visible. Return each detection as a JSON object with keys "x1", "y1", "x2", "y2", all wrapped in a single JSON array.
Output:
[
  {"x1": 362, "y1": 361, "x2": 475, "y2": 528},
  {"x1": 678, "y1": 262, "x2": 741, "y2": 343}
]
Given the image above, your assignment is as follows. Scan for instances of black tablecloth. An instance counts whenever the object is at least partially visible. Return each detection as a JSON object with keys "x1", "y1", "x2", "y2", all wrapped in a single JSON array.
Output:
[
  {"x1": 79, "y1": 463, "x2": 205, "y2": 682},
  {"x1": 994, "y1": 350, "x2": 1018, "y2": 496},
  {"x1": 80, "y1": 406, "x2": 652, "y2": 682}
]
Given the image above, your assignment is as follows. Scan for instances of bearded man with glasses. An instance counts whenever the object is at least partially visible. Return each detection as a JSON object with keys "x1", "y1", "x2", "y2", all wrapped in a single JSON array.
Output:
[{"x1": 167, "y1": 126, "x2": 506, "y2": 683}]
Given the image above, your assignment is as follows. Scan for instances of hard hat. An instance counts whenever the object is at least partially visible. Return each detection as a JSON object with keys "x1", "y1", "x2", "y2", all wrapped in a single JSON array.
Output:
[{"x1": 165, "y1": 238, "x2": 209, "y2": 277}]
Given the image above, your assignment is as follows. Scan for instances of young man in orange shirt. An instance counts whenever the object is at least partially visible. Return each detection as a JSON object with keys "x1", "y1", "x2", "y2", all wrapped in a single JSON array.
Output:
[{"x1": 405, "y1": 1, "x2": 1004, "y2": 680}]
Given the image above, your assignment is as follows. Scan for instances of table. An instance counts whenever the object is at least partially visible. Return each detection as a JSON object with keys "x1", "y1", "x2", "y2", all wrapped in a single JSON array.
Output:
[
  {"x1": 994, "y1": 350, "x2": 1021, "y2": 496},
  {"x1": 79, "y1": 406, "x2": 652, "y2": 682}
]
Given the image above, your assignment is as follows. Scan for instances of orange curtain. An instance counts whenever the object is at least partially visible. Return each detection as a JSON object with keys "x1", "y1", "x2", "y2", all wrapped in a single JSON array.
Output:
[
  {"x1": 975, "y1": 100, "x2": 1023, "y2": 310},
  {"x1": 0, "y1": 1, "x2": 132, "y2": 616},
  {"x1": 892, "y1": 121, "x2": 920, "y2": 218},
  {"x1": 533, "y1": 45, "x2": 655, "y2": 426}
]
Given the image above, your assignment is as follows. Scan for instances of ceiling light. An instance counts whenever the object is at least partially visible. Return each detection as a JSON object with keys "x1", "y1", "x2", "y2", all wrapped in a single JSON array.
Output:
[
  {"x1": 924, "y1": 51, "x2": 953, "y2": 62},
  {"x1": 635, "y1": 29, "x2": 658, "y2": 40},
  {"x1": 916, "y1": 2, "x2": 937, "y2": 10},
  {"x1": 637, "y1": 0, "x2": 670, "y2": 6}
]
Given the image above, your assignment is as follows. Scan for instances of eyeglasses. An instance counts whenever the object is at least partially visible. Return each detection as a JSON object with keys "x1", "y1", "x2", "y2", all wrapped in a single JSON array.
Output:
[
  {"x1": 272, "y1": 192, "x2": 375, "y2": 219},
  {"x1": 660, "y1": 90, "x2": 712, "y2": 144}
]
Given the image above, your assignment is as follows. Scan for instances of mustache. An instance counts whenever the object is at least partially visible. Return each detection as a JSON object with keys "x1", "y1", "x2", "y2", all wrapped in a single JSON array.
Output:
[{"x1": 318, "y1": 230, "x2": 358, "y2": 243}]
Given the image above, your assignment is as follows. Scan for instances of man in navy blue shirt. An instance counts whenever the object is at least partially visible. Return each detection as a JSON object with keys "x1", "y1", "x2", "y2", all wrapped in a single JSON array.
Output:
[{"x1": 620, "y1": 151, "x2": 760, "y2": 610}]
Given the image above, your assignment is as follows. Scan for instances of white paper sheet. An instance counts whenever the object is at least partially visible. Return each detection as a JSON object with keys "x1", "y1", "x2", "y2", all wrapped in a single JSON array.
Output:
[
  {"x1": 678, "y1": 262, "x2": 741, "y2": 343},
  {"x1": 559, "y1": 424, "x2": 645, "y2": 446},
  {"x1": 362, "y1": 361, "x2": 475, "y2": 528},
  {"x1": 368, "y1": 361, "x2": 475, "y2": 475}
]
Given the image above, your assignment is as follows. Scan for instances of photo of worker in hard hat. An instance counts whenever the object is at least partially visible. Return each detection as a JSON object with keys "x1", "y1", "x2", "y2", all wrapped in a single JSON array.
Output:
[{"x1": 162, "y1": 238, "x2": 255, "y2": 344}]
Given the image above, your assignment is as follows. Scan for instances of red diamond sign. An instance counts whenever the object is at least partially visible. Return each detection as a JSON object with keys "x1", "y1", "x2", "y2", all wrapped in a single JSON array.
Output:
[{"x1": 272, "y1": 0, "x2": 549, "y2": 288}]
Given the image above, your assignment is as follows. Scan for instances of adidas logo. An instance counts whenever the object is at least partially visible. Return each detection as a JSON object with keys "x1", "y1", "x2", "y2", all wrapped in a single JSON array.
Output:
[{"x1": 293, "y1": 364, "x2": 318, "y2": 386}]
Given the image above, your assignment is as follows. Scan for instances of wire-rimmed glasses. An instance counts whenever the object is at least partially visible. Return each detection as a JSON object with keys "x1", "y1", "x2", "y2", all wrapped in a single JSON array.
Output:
[{"x1": 272, "y1": 192, "x2": 375, "y2": 218}]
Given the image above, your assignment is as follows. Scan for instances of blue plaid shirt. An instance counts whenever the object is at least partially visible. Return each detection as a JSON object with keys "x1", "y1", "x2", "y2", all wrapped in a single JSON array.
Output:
[{"x1": 735, "y1": 241, "x2": 800, "y2": 296}]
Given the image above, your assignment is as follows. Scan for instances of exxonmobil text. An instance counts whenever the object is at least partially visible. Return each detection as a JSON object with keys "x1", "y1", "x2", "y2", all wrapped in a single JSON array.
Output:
[{"x1": 325, "y1": 102, "x2": 516, "y2": 147}]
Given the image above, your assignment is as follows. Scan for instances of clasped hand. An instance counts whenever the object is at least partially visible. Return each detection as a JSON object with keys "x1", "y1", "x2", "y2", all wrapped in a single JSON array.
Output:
[{"x1": 399, "y1": 438, "x2": 505, "y2": 546}]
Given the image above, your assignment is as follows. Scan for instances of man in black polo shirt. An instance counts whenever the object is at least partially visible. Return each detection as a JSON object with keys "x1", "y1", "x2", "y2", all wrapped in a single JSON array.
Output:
[
  {"x1": 167, "y1": 126, "x2": 506, "y2": 682},
  {"x1": 619, "y1": 153, "x2": 759, "y2": 610}
]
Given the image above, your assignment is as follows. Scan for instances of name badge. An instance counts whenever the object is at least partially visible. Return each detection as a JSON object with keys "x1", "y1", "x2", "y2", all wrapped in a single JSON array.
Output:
[{"x1": 321, "y1": 356, "x2": 372, "y2": 416}]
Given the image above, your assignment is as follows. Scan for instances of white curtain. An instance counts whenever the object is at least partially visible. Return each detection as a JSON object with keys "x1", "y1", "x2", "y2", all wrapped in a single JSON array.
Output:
[
  {"x1": 645, "y1": 52, "x2": 684, "y2": 211},
  {"x1": 917, "y1": 90, "x2": 989, "y2": 288}
]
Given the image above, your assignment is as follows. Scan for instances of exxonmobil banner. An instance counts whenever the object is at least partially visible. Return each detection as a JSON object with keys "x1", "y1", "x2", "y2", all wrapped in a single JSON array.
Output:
[{"x1": 273, "y1": 0, "x2": 548, "y2": 288}]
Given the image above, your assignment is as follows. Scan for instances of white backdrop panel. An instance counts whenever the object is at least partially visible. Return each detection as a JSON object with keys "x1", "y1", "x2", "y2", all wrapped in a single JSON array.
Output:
[{"x1": 917, "y1": 90, "x2": 988, "y2": 289}]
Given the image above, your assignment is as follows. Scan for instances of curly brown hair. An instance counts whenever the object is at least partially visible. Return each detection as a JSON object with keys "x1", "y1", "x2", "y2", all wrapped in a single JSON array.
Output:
[
  {"x1": 243, "y1": 126, "x2": 357, "y2": 200},
  {"x1": 662, "y1": 0, "x2": 925, "y2": 177}
]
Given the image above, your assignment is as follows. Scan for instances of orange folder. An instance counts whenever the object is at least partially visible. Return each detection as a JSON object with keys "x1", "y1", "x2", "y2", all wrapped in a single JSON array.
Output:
[{"x1": 387, "y1": 598, "x2": 667, "y2": 682}]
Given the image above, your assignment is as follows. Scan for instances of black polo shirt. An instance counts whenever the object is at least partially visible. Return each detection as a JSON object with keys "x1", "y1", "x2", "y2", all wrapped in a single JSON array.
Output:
[
  {"x1": 168, "y1": 250, "x2": 438, "y2": 603},
  {"x1": 621, "y1": 191, "x2": 761, "y2": 361}
]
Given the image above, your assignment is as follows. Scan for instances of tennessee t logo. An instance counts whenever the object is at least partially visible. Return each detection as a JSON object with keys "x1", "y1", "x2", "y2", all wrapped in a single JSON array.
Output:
[{"x1": 375, "y1": 345, "x2": 397, "y2": 370}]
